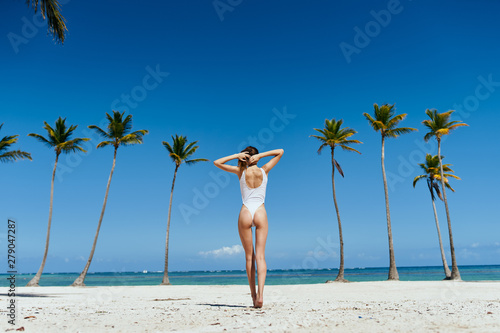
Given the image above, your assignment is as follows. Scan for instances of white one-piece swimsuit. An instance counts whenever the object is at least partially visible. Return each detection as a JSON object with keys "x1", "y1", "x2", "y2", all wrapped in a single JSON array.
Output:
[{"x1": 239, "y1": 168, "x2": 268, "y2": 227}]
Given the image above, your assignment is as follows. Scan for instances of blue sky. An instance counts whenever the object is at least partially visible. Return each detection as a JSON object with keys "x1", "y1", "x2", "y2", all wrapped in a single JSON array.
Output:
[{"x1": 1, "y1": 0, "x2": 499, "y2": 274}]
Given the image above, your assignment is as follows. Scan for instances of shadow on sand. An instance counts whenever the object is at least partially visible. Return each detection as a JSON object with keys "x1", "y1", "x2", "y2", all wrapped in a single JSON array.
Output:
[
  {"x1": 0, "y1": 293, "x2": 53, "y2": 298},
  {"x1": 199, "y1": 303, "x2": 249, "y2": 308}
]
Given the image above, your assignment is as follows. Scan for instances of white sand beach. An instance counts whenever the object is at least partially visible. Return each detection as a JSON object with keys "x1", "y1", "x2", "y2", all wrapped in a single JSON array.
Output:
[{"x1": 2, "y1": 281, "x2": 499, "y2": 332}]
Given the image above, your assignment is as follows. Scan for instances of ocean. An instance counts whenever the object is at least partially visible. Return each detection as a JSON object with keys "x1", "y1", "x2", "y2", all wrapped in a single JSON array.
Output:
[{"x1": 2, "y1": 265, "x2": 499, "y2": 287}]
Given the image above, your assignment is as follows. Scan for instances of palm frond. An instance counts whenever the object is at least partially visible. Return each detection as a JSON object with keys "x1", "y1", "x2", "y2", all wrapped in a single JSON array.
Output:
[
  {"x1": 120, "y1": 132, "x2": 145, "y2": 146},
  {"x1": 312, "y1": 128, "x2": 327, "y2": 138},
  {"x1": 162, "y1": 141, "x2": 174, "y2": 154},
  {"x1": 27, "y1": 0, "x2": 67, "y2": 43},
  {"x1": 448, "y1": 123, "x2": 469, "y2": 131},
  {"x1": 423, "y1": 131, "x2": 434, "y2": 142},
  {"x1": 333, "y1": 158, "x2": 344, "y2": 177},
  {"x1": 183, "y1": 141, "x2": 198, "y2": 158},
  {"x1": 412, "y1": 174, "x2": 427, "y2": 188},
  {"x1": 96, "y1": 141, "x2": 114, "y2": 149},
  {"x1": 385, "y1": 127, "x2": 417, "y2": 138},
  {"x1": 363, "y1": 112, "x2": 385, "y2": 131},
  {"x1": 88, "y1": 125, "x2": 111, "y2": 139},
  {"x1": 185, "y1": 158, "x2": 209, "y2": 166},
  {"x1": 341, "y1": 139, "x2": 363, "y2": 146},
  {"x1": 0, "y1": 135, "x2": 19, "y2": 152},
  {"x1": 28, "y1": 133, "x2": 54, "y2": 148},
  {"x1": 316, "y1": 142, "x2": 328, "y2": 154},
  {"x1": 339, "y1": 145, "x2": 361, "y2": 154},
  {"x1": 444, "y1": 174, "x2": 460, "y2": 180},
  {"x1": 59, "y1": 138, "x2": 90, "y2": 154},
  {"x1": 386, "y1": 113, "x2": 407, "y2": 129},
  {"x1": 433, "y1": 182, "x2": 443, "y2": 201},
  {"x1": 0, "y1": 150, "x2": 32, "y2": 163}
]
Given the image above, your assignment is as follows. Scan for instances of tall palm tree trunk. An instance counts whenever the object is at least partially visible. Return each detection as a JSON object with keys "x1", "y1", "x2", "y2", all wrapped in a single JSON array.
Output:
[
  {"x1": 430, "y1": 197, "x2": 451, "y2": 279},
  {"x1": 162, "y1": 165, "x2": 179, "y2": 285},
  {"x1": 381, "y1": 137, "x2": 399, "y2": 280},
  {"x1": 27, "y1": 153, "x2": 59, "y2": 286},
  {"x1": 72, "y1": 148, "x2": 117, "y2": 286},
  {"x1": 331, "y1": 148, "x2": 347, "y2": 282},
  {"x1": 437, "y1": 140, "x2": 461, "y2": 280}
]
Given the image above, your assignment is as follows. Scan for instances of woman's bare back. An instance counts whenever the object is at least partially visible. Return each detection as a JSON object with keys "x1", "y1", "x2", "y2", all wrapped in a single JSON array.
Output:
[{"x1": 243, "y1": 166, "x2": 264, "y2": 188}]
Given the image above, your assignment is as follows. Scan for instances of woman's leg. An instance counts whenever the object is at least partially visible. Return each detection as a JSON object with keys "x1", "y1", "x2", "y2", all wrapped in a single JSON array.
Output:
[
  {"x1": 238, "y1": 205, "x2": 257, "y2": 305},
  {"x1": 253, "y1": 205, "x2": 268, "y2": 308}
]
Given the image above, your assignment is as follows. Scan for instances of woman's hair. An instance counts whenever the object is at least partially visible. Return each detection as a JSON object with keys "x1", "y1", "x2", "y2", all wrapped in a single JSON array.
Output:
[{"x1": 238, "y1": 146, "x2": 259, "y2": 172}]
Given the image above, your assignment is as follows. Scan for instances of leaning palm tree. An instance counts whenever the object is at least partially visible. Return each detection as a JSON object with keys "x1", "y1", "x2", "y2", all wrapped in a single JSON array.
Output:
[
  {"x1": 26, "y1": 117, "x2": 89, "y2": 286},
  {"x1": 72, "y1": 111, "x2": 148, "y2": 286},
  {"x1": 0, "y1": 123, "x2": 32, "y2": 163},
  {"x1": 423, "y1": 109, "x2": 468, "y2": 280},
  {"x1": 311, "y1": 118, "x2": 362, "y2": 282},
  {"x1": 363, "y1": 103, "x2": 417, "y2": 280},
  {"x1": 413, "y1": 154, "x2": 460, "y2": 279},
  {"x1": 26, "y1": 0, "x2": 67, "y2": 43},
  {"x1": 161, "y1": 135, "x2": 208, "y2": 285}
]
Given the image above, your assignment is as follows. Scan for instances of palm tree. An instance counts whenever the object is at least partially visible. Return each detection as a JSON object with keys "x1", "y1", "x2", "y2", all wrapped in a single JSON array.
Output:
[
  {"x1": 72, "y1": 111, "x2": 148, "y2": 286},
  {"x1": 413, "y1": 154, "x2": 460, "y2": 279},
  {"x1": 423, "y1": 109, "x2": 468, "y2": 280},
  {"x1": 0, "y1": 123, "x2": 32, "y2": 162},
  {"x1": 363, "y1": 103, "x2": 417, "y2": 280},
  {"x1": 161, "y1": 135, "x2": 208, "y2": 285},
  {"x1": 26, "y1": 117, "x2": 89, "y2": 286},
  {"x1": 311, "y1": 118, "x2": 362, "y2": 282},
  {"x1": 26, "y1": 0, "x2": 67, "y2": 43}
]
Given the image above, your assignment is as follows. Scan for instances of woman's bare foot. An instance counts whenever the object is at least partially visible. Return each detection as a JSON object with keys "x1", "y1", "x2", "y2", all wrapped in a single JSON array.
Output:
[
  {"x1": 254, "y1": 296, "x2": 263, "y2": 308},
  {"x1": 251, "y1": 293, "x2": 257, "y2": 307}
]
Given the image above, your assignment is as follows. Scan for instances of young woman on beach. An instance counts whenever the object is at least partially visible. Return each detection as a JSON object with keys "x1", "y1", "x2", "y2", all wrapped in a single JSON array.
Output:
[{"x1": 214, "y1": 147, "x2": 284, "y2": 308}]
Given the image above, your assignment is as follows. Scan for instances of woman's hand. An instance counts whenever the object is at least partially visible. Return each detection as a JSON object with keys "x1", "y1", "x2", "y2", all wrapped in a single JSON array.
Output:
[
  {"x1": 238, "y1": 152, "x2": 250, "y2": 162},
  {"x1": 248, "y1": 154, "x2": 260, "y2": 165}
]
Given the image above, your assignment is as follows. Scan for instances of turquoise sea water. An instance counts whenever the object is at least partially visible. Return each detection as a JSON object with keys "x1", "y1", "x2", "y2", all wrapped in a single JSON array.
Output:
[{"x1": 1, "y1": 265, "x2": 499, "y2": 287}]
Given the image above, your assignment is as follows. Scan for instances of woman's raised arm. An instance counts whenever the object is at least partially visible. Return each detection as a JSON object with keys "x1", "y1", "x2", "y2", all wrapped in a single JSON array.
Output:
[
  {"x1": 251, "y1": 149, "x2": 284, "y2": 173},
  {"x1": 214, "y1": 152, "x2": 249, "y2": 174}
]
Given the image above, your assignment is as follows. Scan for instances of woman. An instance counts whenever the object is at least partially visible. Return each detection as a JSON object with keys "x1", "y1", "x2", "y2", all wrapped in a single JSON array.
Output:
[{"x1": 214, "y1": 147, "x2": 284, "y2": 308}]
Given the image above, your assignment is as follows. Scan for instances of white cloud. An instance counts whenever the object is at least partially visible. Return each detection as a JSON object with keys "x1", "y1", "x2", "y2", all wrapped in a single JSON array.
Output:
[
  {"x1": 459, "y1": 248, "x2": 480, "y2": 260},
  {"x1": 357, "y1": 252, "x2": 380, "y2": 260},
  {"x1": 471, "y1": 242, "x2": 480, "y2": 248},
  {"x1": 306, "y1": 250, "x2": 338, "y2": 259},
  {"x1": 199, "y1": 245, "x2": 244, "y2": 258}
]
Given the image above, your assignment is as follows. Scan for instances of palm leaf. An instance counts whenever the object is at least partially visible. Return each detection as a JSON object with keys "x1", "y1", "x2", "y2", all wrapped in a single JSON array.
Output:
[
  {"x1": 28, "y1": 133, "x2": 54, "y2": 148},
  {"x1": 96, "y1": 141, "x2": 114, "y2": 149},
  {"x1": 412, "y1": 174, "x2": 426, "y2": 188},
  {"x1": 0, "y1": 150, "x2": 33, "y2": 163},
  {"x1": 27, "y1": 0, "x2": 67, "y2": 43},
  {"x1": 333, "y1": 158, "x2": 344, "y2": 177},
  {"x1": 386, "y1": 127, "x2": 417, "y2": 138},
  {"x1": 386, "y1": 113, "x2": 407, "y2": 129},
  {"x1": 88, "y1": 125, "x2": 111, "y2": 139},
  {"x1": 339, "y1": 145, "x2": 361, "y2": 154},
  {"x1": 185, "y1": 158, "x2": 210, "y2": 166},
  {"x1": 162, "y1": 141, "x2": 174, "y2": 154},
  {"x1": 433, "y1": 181, "x2": 443, "y2": 201},
  {"x1": 0, "y1": 135, "x2": 19, "y2": 152}
]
